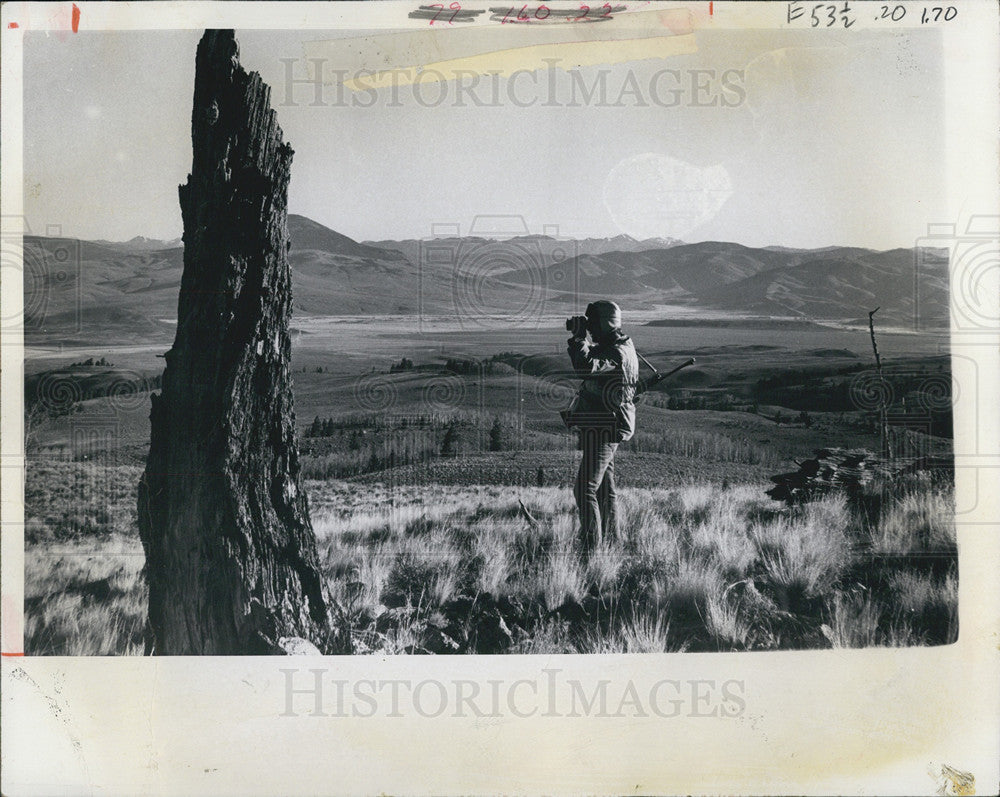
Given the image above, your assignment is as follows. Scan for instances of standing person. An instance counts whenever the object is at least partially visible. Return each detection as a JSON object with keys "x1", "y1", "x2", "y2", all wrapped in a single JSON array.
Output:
[{"x1": 565, "y1": 300, "x2": 639, "y2": 554}]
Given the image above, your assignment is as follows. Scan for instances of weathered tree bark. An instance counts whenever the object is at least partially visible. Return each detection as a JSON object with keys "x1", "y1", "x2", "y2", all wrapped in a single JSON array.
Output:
[{"x1": 138, "y1": 29, "x2": 331, "y2": 654}]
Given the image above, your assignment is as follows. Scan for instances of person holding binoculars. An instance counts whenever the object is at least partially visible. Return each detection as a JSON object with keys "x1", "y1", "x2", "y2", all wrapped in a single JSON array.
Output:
[{"x1": 564, "y1": 300, "x2": 640, "y2": 556}]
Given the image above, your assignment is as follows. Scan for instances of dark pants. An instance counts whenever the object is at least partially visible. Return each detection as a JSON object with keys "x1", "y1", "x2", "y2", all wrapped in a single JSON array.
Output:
[{"x1": 574, "y1": 427, "x2": 619, "y2": 551}]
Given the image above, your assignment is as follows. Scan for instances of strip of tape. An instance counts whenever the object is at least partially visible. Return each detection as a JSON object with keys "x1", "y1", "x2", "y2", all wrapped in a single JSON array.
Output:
[{"x1": 300, "y1": 8, "x2": 698, "y2": 89}]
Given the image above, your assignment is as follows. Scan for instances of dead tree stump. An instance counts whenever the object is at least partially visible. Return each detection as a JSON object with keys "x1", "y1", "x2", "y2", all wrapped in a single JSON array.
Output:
[{"x1": 138, "y1": 29, "x2": 331, "y2": 654}]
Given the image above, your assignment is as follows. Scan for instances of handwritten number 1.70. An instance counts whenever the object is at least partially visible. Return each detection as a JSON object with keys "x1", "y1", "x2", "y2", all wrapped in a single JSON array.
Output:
[{"x1": 921, "y1": 6, "x2": 956, "y2": 22}]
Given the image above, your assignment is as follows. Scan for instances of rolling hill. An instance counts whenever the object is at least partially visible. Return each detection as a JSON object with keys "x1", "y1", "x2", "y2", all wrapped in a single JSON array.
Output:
[
  {"x1": 21, "y1": 214, "x2": 950, "y2": 345},
  {"x1": 503, "y1": 242, "x2": 949, "y2": 326}
]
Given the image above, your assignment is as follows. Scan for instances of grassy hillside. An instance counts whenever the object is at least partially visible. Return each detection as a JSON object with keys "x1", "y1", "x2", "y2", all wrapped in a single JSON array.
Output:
[
  {"x1": 23, "y1": 460, "x2": 957, "y2": 655},
  {"x1": 21, "y1": 286, "x2": 955, "y2": 655}
]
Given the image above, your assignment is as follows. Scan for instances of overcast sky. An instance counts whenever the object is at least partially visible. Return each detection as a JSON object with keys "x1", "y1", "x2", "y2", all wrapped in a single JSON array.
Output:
[{"x1": 23, "y1": 27, "x2": 944, "y2": 249}]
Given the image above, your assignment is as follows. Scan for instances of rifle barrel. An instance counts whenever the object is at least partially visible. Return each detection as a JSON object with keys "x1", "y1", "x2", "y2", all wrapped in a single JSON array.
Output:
[
  {"x1": 663, "y1": 357, "x2": 696, "y2": 377},
  {"x1": 635, "y1": 350, "x2": 660, "y2": 375},
  {"x1": 635, "y1": 357, "x2": 696, "y2": 394}
]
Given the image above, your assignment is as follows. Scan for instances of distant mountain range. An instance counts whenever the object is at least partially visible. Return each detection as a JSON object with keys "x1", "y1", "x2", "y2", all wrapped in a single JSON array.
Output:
[
  {"x1": 92, "y1": 235, "x2": 184, "y2": 251},
  {"x1": 22, "y1": 213, "x2": 949, "y2": 342},
  {"x1": 363, "y1": 232, "x2": 683, "y2": 267}
]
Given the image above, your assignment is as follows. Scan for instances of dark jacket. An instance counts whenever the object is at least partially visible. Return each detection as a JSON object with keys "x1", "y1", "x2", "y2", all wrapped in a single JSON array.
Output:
[{"x1": 567, "y1": 330, "x2": 640, "y2": 442}]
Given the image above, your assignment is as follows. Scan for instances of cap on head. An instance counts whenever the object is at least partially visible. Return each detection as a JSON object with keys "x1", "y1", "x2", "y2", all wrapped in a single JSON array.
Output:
[{"x1": 586, "y1": 300, "x2": 622, "y2": 334}]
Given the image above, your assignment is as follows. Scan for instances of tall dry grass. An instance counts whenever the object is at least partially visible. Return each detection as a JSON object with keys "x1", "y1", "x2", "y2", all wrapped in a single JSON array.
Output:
[
  {"x1": 25, "y1": 535, "x2": 147, "y2": 655},
  {"x1": 24, "y1": 461, "x2": 958, "y2": 655},
  {"x1": 304, "y1": 475, "x2": 957, "y2": 654}
]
